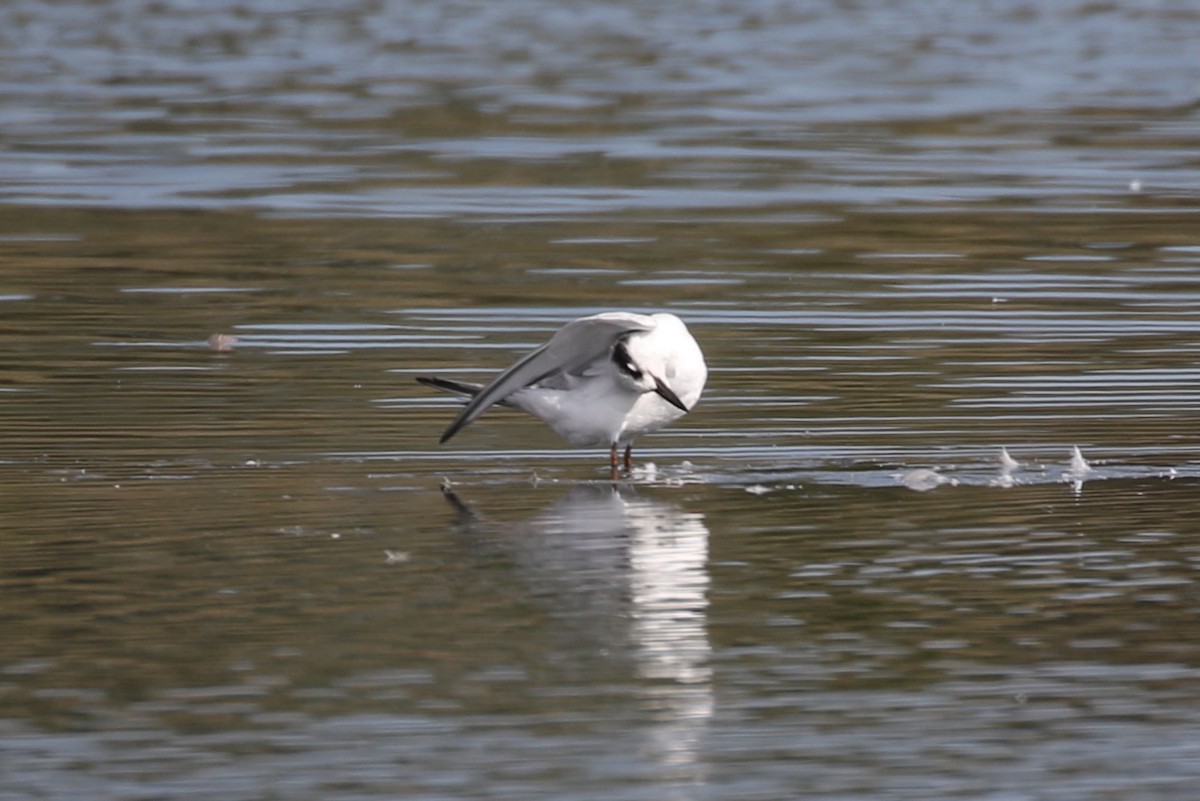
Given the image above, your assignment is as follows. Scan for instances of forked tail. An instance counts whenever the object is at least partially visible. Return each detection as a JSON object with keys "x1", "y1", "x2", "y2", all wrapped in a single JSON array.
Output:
[
  {"x1": 416, "y1": 376, "x2": 483, "y2": 397},
  {"x1": 416, "y1": 376, "x2": 517, "y2": 443}
]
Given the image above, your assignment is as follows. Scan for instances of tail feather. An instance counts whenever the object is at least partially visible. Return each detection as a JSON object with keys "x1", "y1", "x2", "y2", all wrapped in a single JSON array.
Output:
[
  {"x1": 417, "y1": 376, "x2": 519, "y2": 443},
  {"x1": 416, "y1": 376, "x2": 483, "y2": 398}
]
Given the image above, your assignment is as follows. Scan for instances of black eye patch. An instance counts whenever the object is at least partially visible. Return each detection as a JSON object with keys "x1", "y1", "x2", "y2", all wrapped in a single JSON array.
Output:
[{"x1": 612, "y1": 340, "x2": 643, "y2": 378}]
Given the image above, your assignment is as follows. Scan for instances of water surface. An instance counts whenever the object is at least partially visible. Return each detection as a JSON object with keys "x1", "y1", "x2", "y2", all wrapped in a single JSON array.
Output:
[{"x1": 3, "y1": 1, "x2": 1200, "y2": 799}]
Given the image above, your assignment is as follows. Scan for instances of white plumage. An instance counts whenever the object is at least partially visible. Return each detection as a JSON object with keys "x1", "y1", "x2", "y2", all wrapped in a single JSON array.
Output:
[{"x1": 418, "y1": 312, "x2": 706, "y2": 478}]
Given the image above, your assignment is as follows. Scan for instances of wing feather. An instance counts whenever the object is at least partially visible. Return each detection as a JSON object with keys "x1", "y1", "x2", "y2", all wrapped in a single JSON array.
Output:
[{"x1": 437, "y1": 313, "x2": 655, "y2": 443}]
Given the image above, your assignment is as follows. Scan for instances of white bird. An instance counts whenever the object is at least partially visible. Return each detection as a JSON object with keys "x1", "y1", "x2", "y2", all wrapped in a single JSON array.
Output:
[{"x1": 418, "y1": 312, "x2": 707, "y2": 479}]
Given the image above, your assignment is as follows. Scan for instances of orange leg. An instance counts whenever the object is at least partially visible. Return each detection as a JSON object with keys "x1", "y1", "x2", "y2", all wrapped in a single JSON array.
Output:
[
  {"x1": 623, "y1": 444, "x2": 633, "y2": 473},
  {"x1": 609, "y1": 443, "x2": 620, "y2": 482}
]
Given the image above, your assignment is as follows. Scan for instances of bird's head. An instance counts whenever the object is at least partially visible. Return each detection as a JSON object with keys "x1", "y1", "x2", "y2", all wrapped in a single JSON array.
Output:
[{"x1": 611, "y1": 312, "x2": 710, "y2": 413}]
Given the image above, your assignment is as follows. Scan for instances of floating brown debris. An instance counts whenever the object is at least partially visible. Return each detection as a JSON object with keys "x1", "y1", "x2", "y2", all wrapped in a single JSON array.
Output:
[{"x1": 207, "y1": 333, "x2": 238, "y2": 352}]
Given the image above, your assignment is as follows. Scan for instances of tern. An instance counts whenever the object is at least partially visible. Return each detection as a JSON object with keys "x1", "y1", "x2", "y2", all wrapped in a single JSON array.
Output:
[{"x1": 418, "y1": 311, "x2": 707, "y2": 479}]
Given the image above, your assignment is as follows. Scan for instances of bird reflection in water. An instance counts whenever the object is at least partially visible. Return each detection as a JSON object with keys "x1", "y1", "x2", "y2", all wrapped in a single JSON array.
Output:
[{"x1": 440, "y1": 483, "x2": 713, "y2": 788}]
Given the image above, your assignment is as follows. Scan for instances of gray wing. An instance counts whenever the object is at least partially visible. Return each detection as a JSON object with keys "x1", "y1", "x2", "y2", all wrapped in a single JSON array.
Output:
[{"x1": 437, "y1": 313, "x2": 655, "y2": 443}]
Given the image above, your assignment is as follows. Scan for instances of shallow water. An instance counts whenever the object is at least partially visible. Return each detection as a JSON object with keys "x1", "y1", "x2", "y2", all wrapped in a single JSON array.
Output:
[{"x1": 3, "y1": 1, "x2": 1200, "y2": 799}]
